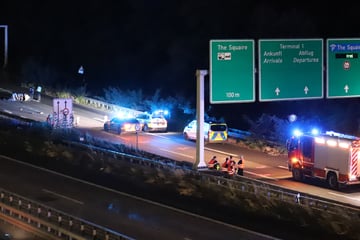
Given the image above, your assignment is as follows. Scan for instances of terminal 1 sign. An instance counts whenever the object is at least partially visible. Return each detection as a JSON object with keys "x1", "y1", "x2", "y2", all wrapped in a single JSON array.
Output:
[
  {"x1": 210, "y1": 40, "x2": 255, "y2": 103},
  {"x1": 258, "y1": 39, "x2": 323, "y2": 101},
  {"x1": 327, "y1": 38, "x2": 360, "y2": 98}
]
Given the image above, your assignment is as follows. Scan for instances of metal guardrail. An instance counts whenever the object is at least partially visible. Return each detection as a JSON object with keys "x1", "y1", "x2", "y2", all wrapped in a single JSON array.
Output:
[
  {"x1": 76, "y1": 97, "x2": 143, "y2": 118},
  {"x1": 0, "y1": 189, "x2": 134, "y2": 240},
  {"x1": 14, "y1": 84, "x2": 143, "y2": 118}
]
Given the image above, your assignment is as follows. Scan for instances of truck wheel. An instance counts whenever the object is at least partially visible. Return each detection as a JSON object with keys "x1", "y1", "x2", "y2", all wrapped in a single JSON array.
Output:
[
  {"x1": 327, "y1": 172, "x2": 338, "y2": 189},
  {"x1": 292, "y1": 169, "x2": 303, "y2": 181}
]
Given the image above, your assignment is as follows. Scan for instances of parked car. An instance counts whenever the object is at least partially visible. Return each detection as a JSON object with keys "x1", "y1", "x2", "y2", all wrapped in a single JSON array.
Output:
[
  {"x1": 103, "y1": 117, "x2": 141, "y2": 134},
  {"x1": 183, "y1": 120, "x2": 228, "y2": 143},
  {"x1": 136, "y1": 112, "x2": 167, "y2": 132}
]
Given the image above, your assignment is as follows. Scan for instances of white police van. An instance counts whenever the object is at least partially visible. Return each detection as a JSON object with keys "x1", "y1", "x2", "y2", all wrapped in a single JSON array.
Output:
[{"x1": 183, "y1": 120, "x2": 228, "y2": 143}]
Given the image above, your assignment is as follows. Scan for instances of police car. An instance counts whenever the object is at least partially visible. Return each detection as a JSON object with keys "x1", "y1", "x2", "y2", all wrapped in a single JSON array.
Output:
[
  {"x1": 183, "y1": 120, "x2": 228, "y2": 143},
  {"x1": 135, "y1": 112, "x2": 167, "y2": 132}
]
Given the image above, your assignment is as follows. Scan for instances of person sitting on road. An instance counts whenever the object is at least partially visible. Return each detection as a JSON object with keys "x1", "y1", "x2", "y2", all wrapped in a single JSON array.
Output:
[
  {"x1": 222, "y1": 157, "x2": 230, "y2": 169},
  {"x1": 227, "y1": 159, "x2": 236, "y2": 176},
  {"x1": 208, "y1": 156, "x2": 220, "y2": 170},
  {"x1": 229, "y1": 156, "x2": 236, "y2": 167}
]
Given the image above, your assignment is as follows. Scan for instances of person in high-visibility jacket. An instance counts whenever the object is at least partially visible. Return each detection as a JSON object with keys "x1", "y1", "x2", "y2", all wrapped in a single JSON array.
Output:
[
  {"x1": 237, "y1": 155, "x2": 245, "y2": 176},
  {"x1": 208, "y1": 156, "x2": 220, "y2": 170},
  {"x1": 227, "y1": 157, "x2": 237, "y2": 176},
  {"x1": 222, "y1": 157, "x2": 230, "y2": 169}
]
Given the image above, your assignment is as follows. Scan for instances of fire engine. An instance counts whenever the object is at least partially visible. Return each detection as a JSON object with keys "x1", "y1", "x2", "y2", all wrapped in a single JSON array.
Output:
[{"x1": 286, "y1": 130, "x2": 360, "y2": 189}]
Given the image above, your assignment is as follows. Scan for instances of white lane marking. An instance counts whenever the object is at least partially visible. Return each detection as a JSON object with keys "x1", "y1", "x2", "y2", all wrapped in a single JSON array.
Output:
[
  {"x1": 276, "y1": 175, "x2": 293, "y2": 179},
  {"x1": 146, "y1": 132, "x2": 169, "y2": 139},
  {"x1": 245, "y1": 170, "x2": 278, "y2": 180},
  {"x1": 3, "y1": 109, "x2": 12, "y2": 114},
  {"x1": 160, "y1": 148, "x2": 194, "y2": 159},
  {"x1": 328, "y1": 192, "x2": 360, "y2": 202},
  {"x1": 255, "y1": 165, "x2": 267, "y2": 169},
  {"x1": 204, "y1": 147, "x2": 239, "y2": 158},
  {"x1": 278, "y1": 165, "x2": 288, "y2": 170},
  {"x1": 42, "y1": 188, "x2": 84, "y2": 205}
]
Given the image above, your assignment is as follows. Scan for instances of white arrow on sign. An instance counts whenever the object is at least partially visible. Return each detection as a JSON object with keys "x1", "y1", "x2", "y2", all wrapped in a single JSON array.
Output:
[
  {"x1": 304, "y1": 86, "x2": 309, "y2": 94},
  {"x1": 344, "y1": 84, "x2": 349, "y2": 93},
  {"x1": 275, "y1": 87, "x2": 280, "y2": 96}
]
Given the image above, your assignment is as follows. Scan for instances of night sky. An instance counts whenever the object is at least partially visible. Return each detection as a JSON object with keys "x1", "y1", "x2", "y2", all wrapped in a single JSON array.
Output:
[{"x1": 2, "y1": 1, "x2": 360, "y2": 132}]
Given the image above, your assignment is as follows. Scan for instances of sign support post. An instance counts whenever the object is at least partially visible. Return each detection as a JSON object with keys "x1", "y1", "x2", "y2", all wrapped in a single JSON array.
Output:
[{"x1": 194, "y1": 69, "x2": 208, "y2": 170}]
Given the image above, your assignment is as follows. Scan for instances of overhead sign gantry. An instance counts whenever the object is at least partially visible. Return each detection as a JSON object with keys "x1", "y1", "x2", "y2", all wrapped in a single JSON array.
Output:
[
  {"x1": 327, "y1": 38, "x2": 360, "y2": 98},
  {"x1": 210, "y1": 39, "x2": 255, "y2": 103},
  {"x1": 259, "y1": 39, "x2": 323, "y2": 101}
]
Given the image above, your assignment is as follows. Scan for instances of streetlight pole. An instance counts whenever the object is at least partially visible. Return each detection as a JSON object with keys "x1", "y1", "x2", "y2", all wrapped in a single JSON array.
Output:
[{"x1": 0, "y1": 25, "x2": 8, "y2": 69}]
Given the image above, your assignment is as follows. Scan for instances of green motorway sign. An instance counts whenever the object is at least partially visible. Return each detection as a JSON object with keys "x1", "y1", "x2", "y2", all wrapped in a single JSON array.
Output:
[
  {"x1": 259, "y1": 39, "x2": 323, "y2": 101},
  {"x1": 210, "y1": 40, "x2": 255, "y2": 103},
  {"x1": 327, "y1": 38, "x2": 360, "y2": 98}
]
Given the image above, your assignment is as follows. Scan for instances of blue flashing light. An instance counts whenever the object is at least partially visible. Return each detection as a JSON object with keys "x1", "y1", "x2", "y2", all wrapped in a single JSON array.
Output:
[
  {"x1": 153, "y1": 109, "x2": 170, "y2": 118},
  {"x1": 311, "y1": 128, "x2": 320, "y2": 135},
  {"x1": 293, "y1": 129, "x2": 303, "y2": 137}
]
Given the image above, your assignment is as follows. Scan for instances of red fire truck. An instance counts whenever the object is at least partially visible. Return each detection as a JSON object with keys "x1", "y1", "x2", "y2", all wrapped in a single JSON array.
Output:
[{"x1": 286, "y1": 130, "x2": 360, "y2": 189}]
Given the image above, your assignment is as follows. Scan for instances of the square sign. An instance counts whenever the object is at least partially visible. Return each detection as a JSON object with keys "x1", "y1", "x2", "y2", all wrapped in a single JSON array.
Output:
[
  {"x1": 259, "y1": 39, "x2": 323, "y2": 101},
  {"x1": 327, "y1": 38, "x2": 360, "y2": 98},
  {"x1": 210, "y1": 40, "x2": 255, "y2": 103}
]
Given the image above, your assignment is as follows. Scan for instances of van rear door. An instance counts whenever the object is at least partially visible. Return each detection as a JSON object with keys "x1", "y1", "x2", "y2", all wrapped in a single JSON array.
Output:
[{"x1": 208, "y1": 123, "x2": 228, "y2": 143}]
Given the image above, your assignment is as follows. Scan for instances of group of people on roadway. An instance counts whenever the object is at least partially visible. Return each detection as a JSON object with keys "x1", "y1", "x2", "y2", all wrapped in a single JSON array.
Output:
[{"x1": 207, "y1": 155, "x2": 244, "y2": 176}]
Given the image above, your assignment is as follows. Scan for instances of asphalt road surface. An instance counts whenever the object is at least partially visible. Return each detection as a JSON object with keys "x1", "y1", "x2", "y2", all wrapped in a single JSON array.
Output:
[{"x1": 0, "y1": 154, "x2": 283, "y2": 240}]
